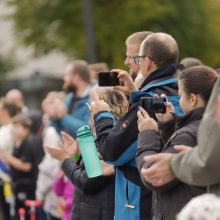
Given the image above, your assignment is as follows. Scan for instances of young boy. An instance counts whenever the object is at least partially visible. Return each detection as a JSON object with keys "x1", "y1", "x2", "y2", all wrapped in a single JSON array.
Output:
[{"x1": 0, "y1": 114, "x2": 34, "y2": 218}]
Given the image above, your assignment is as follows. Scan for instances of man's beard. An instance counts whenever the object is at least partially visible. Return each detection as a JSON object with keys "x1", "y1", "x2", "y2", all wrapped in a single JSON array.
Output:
[{"x1": 63, "y1": 83, "x2": 77, "y2": 93}]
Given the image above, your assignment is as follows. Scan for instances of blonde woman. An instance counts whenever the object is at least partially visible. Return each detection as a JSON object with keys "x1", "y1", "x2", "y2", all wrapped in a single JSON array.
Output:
[{"x1": 46, "y1": 88, "x2": 128, "y2": 220}]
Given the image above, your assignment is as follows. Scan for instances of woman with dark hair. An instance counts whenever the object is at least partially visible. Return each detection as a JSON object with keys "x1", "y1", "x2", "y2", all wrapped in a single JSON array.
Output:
[{"x1": 136, "y1": 65, "x2": 218, "y2": 220}]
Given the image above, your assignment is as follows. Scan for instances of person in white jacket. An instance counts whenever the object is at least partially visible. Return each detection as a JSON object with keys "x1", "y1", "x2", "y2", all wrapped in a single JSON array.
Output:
[{"x1": 36, "y1": 126, "x2": 61, "y2": 220}]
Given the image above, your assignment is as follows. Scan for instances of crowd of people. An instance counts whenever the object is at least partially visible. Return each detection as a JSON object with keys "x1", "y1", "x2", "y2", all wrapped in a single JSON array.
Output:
[{"x1": 0, "y1": 31, "x2": 220, "y2": 220}]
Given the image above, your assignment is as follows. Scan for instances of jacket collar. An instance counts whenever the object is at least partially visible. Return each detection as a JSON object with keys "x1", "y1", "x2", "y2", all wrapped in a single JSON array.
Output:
[
  {"x1": 69, "y1": 85, "x2": 92, "y2": 99},
  {"x1": 176, "y1": 107, "x2": 205, "y2": 130},
  {"x1": 140, "y1": 64, "x2": 184, "y2": 90}
]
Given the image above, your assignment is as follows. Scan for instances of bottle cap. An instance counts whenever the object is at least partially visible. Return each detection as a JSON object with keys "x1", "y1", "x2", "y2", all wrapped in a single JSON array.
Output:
[{"x1": 76, "y1": 125, "x2": 91, "y2": 137}]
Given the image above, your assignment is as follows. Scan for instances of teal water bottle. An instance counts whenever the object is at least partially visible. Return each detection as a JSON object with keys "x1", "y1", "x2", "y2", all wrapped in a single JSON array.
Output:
[{"x1": 76, "y1": 125, "x2": 103, "y2": 178}]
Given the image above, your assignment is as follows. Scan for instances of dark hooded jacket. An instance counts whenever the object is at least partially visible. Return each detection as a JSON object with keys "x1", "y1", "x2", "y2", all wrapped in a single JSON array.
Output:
[
  {"x1": 62, "y1": 157, "x2": 115, "y2": 220},
  {"x1": 94, "y1": 64, "x2": 183, "y2": 220},
  {"x1": 136, "y1": 107, "x2": 206, "y2": 220}
]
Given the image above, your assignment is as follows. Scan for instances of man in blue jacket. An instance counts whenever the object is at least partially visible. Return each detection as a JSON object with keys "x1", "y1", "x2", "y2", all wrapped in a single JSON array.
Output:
[
  {"x1": 90, "y1": 33, "x2": 183, "y2": 220},
  {"x1": 45, "y1": 60, "x2": 91, "y2": 138}
]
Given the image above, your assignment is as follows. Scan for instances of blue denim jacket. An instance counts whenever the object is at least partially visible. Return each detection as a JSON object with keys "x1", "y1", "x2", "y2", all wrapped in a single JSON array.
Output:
[{"x1": 53, "y1": 92, "x2": 91, "y2": 138}]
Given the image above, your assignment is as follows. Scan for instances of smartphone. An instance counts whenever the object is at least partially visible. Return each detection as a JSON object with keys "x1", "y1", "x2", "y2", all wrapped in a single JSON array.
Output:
[
  {"x1": 141, "y1": 97, "x2": 166, "y2": 114},
  {"x1": 97, "y1": 72, "x2": 120, "y2": 87}
]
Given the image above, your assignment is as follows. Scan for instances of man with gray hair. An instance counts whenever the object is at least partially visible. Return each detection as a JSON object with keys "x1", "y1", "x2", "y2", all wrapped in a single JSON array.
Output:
[{"x1": 90, "y1": 32, "x2": 183, "y2": 220}]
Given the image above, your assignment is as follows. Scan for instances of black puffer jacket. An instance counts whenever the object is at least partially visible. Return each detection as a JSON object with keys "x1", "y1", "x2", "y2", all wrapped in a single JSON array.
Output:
[
  {"x1": 136, "y1": 107, "x2": 206, "y2": 220},
  {"x1": 62, "y1": 158, "x2": 115, "y2": 220}
]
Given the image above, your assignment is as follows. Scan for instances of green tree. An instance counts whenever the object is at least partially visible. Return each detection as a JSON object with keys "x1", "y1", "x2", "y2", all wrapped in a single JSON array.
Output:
[{"x1": 7, "y1": 0, "x2": 220, "y2": 68}]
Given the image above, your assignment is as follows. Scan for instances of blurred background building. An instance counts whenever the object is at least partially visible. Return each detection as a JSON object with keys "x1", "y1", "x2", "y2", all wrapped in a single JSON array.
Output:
[
  {"x1": 0, "y1": 0, "x2": 220, "y2": 109},
  {"x1": 0, "y1": 0, "x2": 69, "y2": 108}
]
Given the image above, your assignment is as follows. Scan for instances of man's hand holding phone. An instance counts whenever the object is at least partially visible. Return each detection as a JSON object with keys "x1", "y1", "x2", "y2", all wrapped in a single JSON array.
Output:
[
  {"x1": 113, "y1": 69, "x2": 138, "y2": 95},
  {"x1": 97, "y1": 69, "x2": 138, "y2": 95}
]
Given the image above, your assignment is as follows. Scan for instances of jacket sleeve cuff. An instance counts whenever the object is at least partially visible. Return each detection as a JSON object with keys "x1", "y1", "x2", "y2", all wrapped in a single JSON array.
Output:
[
  {"x1": 61, "y1": 158, "x2": 77, "y2": 179},
  {"x1": 94, "y1": 111, "x2": 115, "y2": 123},
  {"x1": 168, "y1": 156, "x2": 175, "y2": 176}
]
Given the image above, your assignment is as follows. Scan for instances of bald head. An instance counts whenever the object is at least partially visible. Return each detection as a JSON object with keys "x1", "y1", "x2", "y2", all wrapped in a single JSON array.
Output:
[
  {"x1": 140, "y1": 32, "x2": 179, "y2": 67},
  {"x1": 5, "y1": 89, "x2": 24, "y2": 109}
]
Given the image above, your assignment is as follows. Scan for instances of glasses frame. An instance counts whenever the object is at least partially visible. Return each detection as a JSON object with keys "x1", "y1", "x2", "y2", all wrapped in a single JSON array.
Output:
[{"x1": 133, "y1": 55, "x2": 153, "y2": 65}]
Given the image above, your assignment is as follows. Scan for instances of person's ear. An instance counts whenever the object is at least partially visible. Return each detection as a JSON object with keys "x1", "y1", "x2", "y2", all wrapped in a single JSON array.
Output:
[
  {"x1": 190, "y1": 93, "x2": 198, "y2": 107},
  {"x1": 146, "y1": 57, "x2": 153, "y2": 71},
  {"x1": 147, "y1": 58, "x2": 157, "y2": 72}
]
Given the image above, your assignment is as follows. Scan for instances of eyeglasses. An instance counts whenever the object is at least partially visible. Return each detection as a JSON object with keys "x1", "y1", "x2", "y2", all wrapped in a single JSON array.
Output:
[{"x1": 133, "y1": 55, "x2": 153, "y2": 65}]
